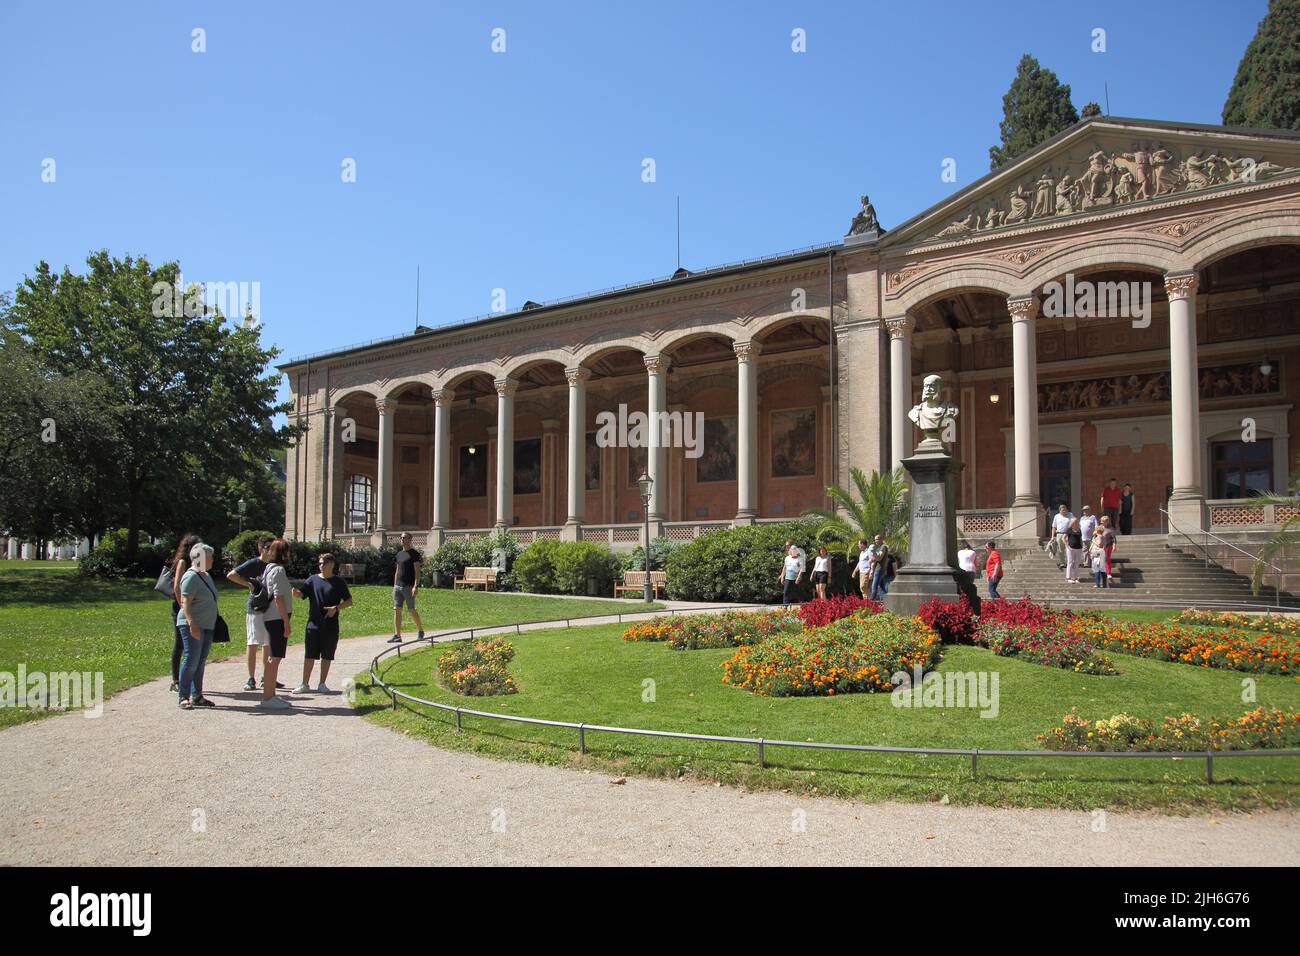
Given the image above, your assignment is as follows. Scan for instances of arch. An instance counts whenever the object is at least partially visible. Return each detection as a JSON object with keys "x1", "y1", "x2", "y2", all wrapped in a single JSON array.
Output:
[
  {"x1": 1184, "y1": 209, "x2": 1300, "y2": 272},
  {"x1": 748, "y1": 311, "x2": 830, "y2": 341},
  {"x1": 500, "y1": 351, "x2": 575, "y2": 379},
  {"x1": 1017, "y1": 237, "x2": 1188, "y2": 296},
  {"x1": 656, "y1": 324, "x2": 742, "y2": 354},
  {"x1": 332, "y1": 385, "x2": 382, "y2": 406},
  {"x1": 382, "y1": 375, "x2": 438, "y2": 400},
  {"x1": 437, "y1": 363, "x2": 507, "y2": 390},
  {"x1": 889, "y1": 267, "x2": 1020, "y2": 315},
  {"x1": 572, "y1": 338, "x2": 653, "y2": 367}
]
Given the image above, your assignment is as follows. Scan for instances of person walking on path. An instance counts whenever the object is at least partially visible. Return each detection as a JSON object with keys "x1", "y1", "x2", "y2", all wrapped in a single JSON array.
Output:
[
  {"x1": 1100, "y1": 479, "x2": 1123, "y2": 532},
  {"x1": 292, "y1": 552, "x2": 352, "y2": 694},
  {"x1": 1119, "y1": 483, "x2": 1135, "y2": 535},
  {"x1": 1065, "y1": 517, "x2": 1085, "y2": 583},
  {"x1": 811, "y1": 546, "x2": 831, "y2": 601},
  {"x1": 1047, "y1": 504, "x2": 1073, "y2": 570},
  {"x1": 226, "y1": 536, "x2": 279, "y2": 692},
  {"x1": 984, "y1": 540, "x2": 1003, "y2": 600},
  {"x1": 176, "y1": 542, "x2": 219, "y2": 710},
  {"x1": 1090, "y1": 529, "x2": 1109, "y2": 589},
  {"x1": 778, "y1": 544, "x2": 805, "y2": 605},
  {"x1": 259, "y1": 539, "x2": 294, "y2": 710},
  {"x1": 1099, "y1": 514, "x2": 1117, "y2": 582},
  {"x1": 389, "y1": 532, "x2": 424, "y2": 644},
  {"x1": 167, "y1": 533, "x2": 200, "y2": 693}
]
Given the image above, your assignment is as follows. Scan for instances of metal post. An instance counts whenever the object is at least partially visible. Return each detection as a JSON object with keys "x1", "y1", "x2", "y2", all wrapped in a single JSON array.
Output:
[
  {"x1": 757, "y1": 738, "x2": 765, "y2": 768},
  {"x1": 1206, "y1": 751, "x2": 1214, "y2": 784},
  {"x1": 579, "y1": 724, "x2": 586, "y2": 754},
  {"x1": 971, "y1": 748, "x2": 979, "y2": 780},
  {"x1": 454, "y1": 707, "x2": 462, "y2": 733},
  {"x1": 642, "y1": 495, "x2": 652, "y2": 603}
]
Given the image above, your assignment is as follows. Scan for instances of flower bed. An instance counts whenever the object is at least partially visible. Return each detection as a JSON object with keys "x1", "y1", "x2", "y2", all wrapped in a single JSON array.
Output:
[
  {"x1": 1062, "y1": 615, "x2": 1300, "y2": 677},
  {"x1": 797, "y1": 595, "x2": 881, "y2": 628},
  {"x1": 722, "y1": 611, "x2": 941, "y2": 697},
  {"x1": 622, "y1": 609, "x2": 802, "y2": 650},
  {"x1": 1176, "y1": 608, "x2": 1300, "y2": 638},
  {"x1": 1038, "y1": 706, "x2": 1300, "y2": 752},
  {"x1": 918, "y1": 594, "x2": 977, "y2": 644},
  {"x1": 977, "y1": 621, "x2": 1118, "y2": 675},
  {"x1": 436, "y1": 639, "x2": 518, "y2": 696}
]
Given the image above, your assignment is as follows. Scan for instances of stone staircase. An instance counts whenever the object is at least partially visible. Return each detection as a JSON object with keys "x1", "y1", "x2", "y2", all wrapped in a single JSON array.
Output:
[{"x1": 995, "y1": 534, "x2": 1300, "y2": 610}]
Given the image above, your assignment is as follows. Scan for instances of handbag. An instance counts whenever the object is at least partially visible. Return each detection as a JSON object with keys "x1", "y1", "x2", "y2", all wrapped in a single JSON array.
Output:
[
  {"x1": 197, "y1": 573, "x2": 230, "y2": 643},
  {"x1": 154, "y1": 564, "x2": 175, "y2": 596}
]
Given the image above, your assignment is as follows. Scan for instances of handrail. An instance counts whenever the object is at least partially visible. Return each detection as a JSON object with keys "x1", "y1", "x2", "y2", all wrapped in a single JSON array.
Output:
[
  {"x1": 363, "y1": 605, "x2": 1299, "y2": 785},
  {"x1": 1160, "y1": 506, "x2": 1284, "y2": 608}
]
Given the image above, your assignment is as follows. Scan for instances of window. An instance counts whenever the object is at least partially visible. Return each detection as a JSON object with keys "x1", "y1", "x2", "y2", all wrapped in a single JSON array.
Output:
[
  {"x1": 1211, "y1": 439, "x2": 1274, "y2": 499},
  {"x1": 346, "y1": 474, "x2": 375, "y2": 531}
]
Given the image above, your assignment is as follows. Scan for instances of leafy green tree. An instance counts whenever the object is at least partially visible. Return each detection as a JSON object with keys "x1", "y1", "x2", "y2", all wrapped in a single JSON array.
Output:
[
  {"x1": 989, "y1": 54, "x2": 1080, "y2": 170},
  {"x1": 1222, "y1": 0, "x2": 1300, "y2": 130},
  {"x1": 7, "y1": 251, "x2": 294, "y2": 560},
  {"x1": 1080, "y1": 101, "x2": 1103, "y2": 119},
  {"x1": 806, "y1": 467, "x2": 911, "y2": 557}
]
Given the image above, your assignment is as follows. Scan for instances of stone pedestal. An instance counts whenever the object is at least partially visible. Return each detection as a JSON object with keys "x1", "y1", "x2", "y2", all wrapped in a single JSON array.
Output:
[{"x1": 884, "y1": 438, "x2": 980, "y2": 617}]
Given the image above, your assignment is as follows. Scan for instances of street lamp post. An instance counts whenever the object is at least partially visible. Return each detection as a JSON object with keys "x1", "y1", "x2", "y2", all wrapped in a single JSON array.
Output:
[
  {"x1": 636, "y1": 471, "x2": 653, "y2": 603},
  {"x1": 237, "y1": 497, "x2": 247, "y2": 533}
]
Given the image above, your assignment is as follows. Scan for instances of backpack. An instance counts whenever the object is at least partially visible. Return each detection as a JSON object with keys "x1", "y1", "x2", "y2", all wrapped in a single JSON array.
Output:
[{"x1": 248, "y1": 572, "x2": 272, "y2": 614}]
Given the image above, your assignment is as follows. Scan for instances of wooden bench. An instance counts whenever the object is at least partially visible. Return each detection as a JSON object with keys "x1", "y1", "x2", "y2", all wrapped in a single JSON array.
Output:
[
  {"x1": 454, "y1": 566, "x2": 498, "y2": 590},
  {"x1": 616, "y1": 569, "x2": 667, "y2": 598},
  {"x1": 339, "y1": 563, "x2": 365, "y2": 584}
]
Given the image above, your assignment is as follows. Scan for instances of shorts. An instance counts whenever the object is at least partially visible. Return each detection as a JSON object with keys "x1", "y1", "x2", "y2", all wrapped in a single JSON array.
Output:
[
  {"x1": 245, "y1": 612, "x2": 269, "y2": 647},
  {"x1": 812, "y1": 571, "x2": 829, "y2": 584},
  {"x1": 305, "y1": 620, "x2": 340, "y2": 661},
  {"x1": 264, "y1": 617, "x2": 288, "y2": 659},
  {"x1": 393, "y1": 585, "x2": 416, "y2": 610}
]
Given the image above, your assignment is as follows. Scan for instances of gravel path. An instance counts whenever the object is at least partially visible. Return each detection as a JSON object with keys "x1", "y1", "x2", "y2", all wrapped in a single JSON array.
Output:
[{"x1": 1, "y1": 621, "x2": 1297, "y2": 866}]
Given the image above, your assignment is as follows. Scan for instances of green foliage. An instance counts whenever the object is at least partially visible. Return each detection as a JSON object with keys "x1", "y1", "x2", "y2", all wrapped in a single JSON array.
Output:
[
  {"x1": 1222, "y1": 0, "x2": 1300, "y2": 131},
  {"x1": 663, "y1": 519, "x2": 820, "y2": 603},
  {"x1": 553, "y1": 541, "x2": 621, "y2": 596},
  {"x1": 620, "y1": 536, "x2": 683, "y2": 572},
  {"x1": 806, "y1": 467, "x2": 910, "y2": 559},
  {"x1": 79, "y1": 528, "x2": 167, "y2": 579},
  {"x1": 514, "y1": 538, "x2": 563, "y2": 594},
  {"x1": 423, "y1": 529, "x2": 520, "y2": 589},
  {"x1": 6, "y1": 251, "x2": 294, "y2": 560},
  {"x1": 225, "y1": 529, "x2": 277, "y2": 563},
  {"x1": 988, "y1": 54, "x2": 1079, "y2": 170},
  {"x1": 436, "y1": 639, "x2": 518, "y2": 696}
]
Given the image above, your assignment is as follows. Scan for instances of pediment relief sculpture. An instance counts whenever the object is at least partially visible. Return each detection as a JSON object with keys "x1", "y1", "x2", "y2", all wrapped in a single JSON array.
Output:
[{"x1": 929, "y1": 140, "x2": 1297, "y2": 242}]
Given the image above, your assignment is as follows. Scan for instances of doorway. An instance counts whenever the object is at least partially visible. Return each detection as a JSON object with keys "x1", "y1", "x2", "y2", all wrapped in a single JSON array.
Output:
[{"x1": 1039, "y1": 451, "x2": 1071, "y2": 511}]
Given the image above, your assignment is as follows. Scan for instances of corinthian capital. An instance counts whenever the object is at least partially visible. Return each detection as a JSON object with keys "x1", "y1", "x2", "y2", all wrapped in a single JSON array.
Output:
[
  {"x1": 431, "y1": 388, "x2": 455, "y2": 407},
  {"x1": 564, "y1": 366, "x2": 592, "y2": 386},
  {"x1": 884, "y1": 315, "x2": 915, "y2": 340},
  {"x1": 494, "y1": 378, "x2": 519, "y2": 397},
  {"x1": 1006, "y1": 295, "x2": 1038, "y2": 323},
  {"x1": 733, "y1": 340, "x2": 762, "y2": 363},
  {"x1": 643, "y1": 353, "x2": 671, "y2": 375},
  {"x1": 1163, "y1": 272, "x2": 1198, "y2": 302},
  {"x1": 375, "y1": 397, "x2": 397, "y2": 415}
]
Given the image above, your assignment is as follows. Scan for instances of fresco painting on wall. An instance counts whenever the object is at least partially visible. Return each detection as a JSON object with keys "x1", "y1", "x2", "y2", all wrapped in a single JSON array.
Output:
[{"x1": 771, "y1": 408, "x2": 817, "y2": 478}]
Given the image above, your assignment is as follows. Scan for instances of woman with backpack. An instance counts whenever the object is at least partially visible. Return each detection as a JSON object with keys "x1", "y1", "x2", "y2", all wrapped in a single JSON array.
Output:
[
  {"x1": 258, "y1": 538, "x2": 294, "y2": 710},
  {"x1": 167, "y1": 533, "x2": 200, "y2": 693}
]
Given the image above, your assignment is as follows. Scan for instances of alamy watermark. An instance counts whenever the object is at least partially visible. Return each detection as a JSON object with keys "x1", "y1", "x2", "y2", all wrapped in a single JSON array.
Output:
[
  {"x1": 594, "y1": 404, "x2": 704, "y2": 458},
  {"x1": 1041, "y1": 273, "x2": 1151, "y2": 329},
  {"x1": 1, "y1": 665, "x2": 104, "y2": 718},
  {"x1": 891, "y1": 665, "x2": 999, "y2": 718},
  {"x1": 151, "y1": 273, "x2": 261, "y2": 323}
]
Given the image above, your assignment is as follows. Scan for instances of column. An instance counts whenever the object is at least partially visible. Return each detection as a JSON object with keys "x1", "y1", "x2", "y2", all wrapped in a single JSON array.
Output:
[
  {"x1": 374, "y1": 397, "x2": 396, "y2": 540},
  {"x1": 1007, "y1": 295, "x2": 1041, "y2": 540},
  {"x1": 1165, "y1": 272, "x2": 1205, "y2": 533},
  {"x1": 644, "y1": 354, "x2": 669, "y2": 524},
  {"x1": 734, "y1": 341, "x2": 760, "y2": 524},
  {"x1": 431, "y1": 388, "x2": 453, "y2": 546},
  {"x1": 494, "y1": 378, "x2": 517, "y2": 528},
  {"x1": 563, "y1": 367, "x2": 590, "y2": 539},
  {"x1": 328, "y1": 404, "x2": 348, "y2": 537},
  {"x1": 886, "y1": 316, "x2": 915, "y2": 471}
]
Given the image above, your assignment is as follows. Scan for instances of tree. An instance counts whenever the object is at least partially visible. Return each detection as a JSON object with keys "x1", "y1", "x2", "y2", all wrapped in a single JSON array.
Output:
[
  {"x1": 806, "y1": 467, "x2": 911, "y2": 557},
  {"x1": 1222, "y1": 0, "x2": 1300, "y2": 131},
  {"x1": 989, "y1": 54, "x2": 1080, "y2": 170},
  {"x1": 7, "y1": 251, "x2": 294, "y2": 560},
  {"x1": 1081, "y1": 101, "x2": 1103, "y2": 119}
]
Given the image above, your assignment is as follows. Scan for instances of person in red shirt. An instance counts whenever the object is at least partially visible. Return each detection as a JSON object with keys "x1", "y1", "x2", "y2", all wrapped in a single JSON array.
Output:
[
  {"x1": 1100, "y1": 478, "x2": 1123, "y2": 531},
  {"x1": 984, "y1": 540, "x2": 1002, "y2": 599}
]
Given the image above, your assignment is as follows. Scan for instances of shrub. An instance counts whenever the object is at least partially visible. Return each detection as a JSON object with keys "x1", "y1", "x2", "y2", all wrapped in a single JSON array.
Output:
[
  {"x1": 663, "y1": 519, "x2": 823, "y2": 603},
  {"x1": 553, "y1": 541, "x2": 620, "y2": 596},
  {"x1": 436, "y1": 639, "x2": 518, "y2": 696},
  {"x1": 623, "y1": 609, "x2": 801, "y2": 650},
  {"x1": 1038, "y1": 707, "x2": 1300, "y2": 752},
  {"x1": 422, "y1": 530, "x2": 519, "y2": 589},
  {"x1": 621, "y1": 537, "x2": 683, "y2": 573},
  {"x1": 918, "y1": 595, "x2": 977, "y2": 645},
  {"x1": 797, "y1": 595, "x2": 881, "y2": 628},
  {"x1": 513, "y1": 538, "x2": 563, "y2": 594},
  {"x1": 424, "y1": 538, "x2": 472, "y2": 587},
  {"x1": 78, "y1": 528, "x2": 167, "y2": 579},
  {"x1": 225, "y1": 529, "x2": 278, "y2": 563},
  {"x1": 977, "y1": 595, "x2": 1062, "y2": 630},
  {"x1": 977, "y1": 621, "x2": 1118, "y2": 675},
  {"x1": 722, "y1": 611, "x2": 941, "y2": 697}
]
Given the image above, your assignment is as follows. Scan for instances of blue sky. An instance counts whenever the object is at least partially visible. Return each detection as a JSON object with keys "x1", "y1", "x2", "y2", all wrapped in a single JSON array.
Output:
[{"x1": 0, "y1": 0, "x2": 1268, "y2": 377}]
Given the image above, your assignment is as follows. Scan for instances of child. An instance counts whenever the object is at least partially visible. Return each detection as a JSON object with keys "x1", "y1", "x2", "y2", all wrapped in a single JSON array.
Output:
[{"x1": 1090, "y1": 531, "x2": 1108, "y2": 589}]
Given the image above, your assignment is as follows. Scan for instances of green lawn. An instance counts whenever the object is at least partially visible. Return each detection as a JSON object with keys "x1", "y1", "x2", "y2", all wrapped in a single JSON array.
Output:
[
  {"x1": 0, "y1": 564, "x2": 660, "y2": 728},
  {"x1": 357, "y1": 621, "x2": 1300, "y2": 812}
]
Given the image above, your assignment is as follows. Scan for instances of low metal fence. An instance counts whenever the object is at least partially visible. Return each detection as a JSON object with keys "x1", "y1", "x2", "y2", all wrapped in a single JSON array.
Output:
[{"x1": 366, "y1": 606, "x2": 1300, "y2": 785}]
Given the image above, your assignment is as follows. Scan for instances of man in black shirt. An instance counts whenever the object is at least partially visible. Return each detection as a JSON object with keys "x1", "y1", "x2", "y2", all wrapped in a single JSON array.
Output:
[
  {"x1": 389, "y1": 532, "x2": 424, "y2": 643},
  {"x1": 292, "y1": 552, "x2": 352, "y2": 693}
]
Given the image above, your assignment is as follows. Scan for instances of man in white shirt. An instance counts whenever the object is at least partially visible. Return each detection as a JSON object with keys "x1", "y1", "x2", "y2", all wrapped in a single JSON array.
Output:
[
  {"x1": 957, "y1": 541, "x2": 977, "y2": 576},
  {"x1": 1048, "y1": 504, "x2": 1073, "y2": 569},
  {"x1": 1079, "y1": 505, "x2": 1098, "y2": 542}
]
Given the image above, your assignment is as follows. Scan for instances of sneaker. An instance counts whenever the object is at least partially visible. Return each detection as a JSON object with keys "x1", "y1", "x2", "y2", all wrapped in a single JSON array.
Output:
[
  {"x1": 292, "y1": 683, "x2": 311, "y2": 694},
  {"x1": 244, "y1": 678, "x2": 257, "y2": 691},
  {"x1": 169, "y1": 681, "x2": 178, "y2": 693},
  {"x1": 192, "y1": 697, "x2": 216, "y2": 708},
  {"x1": 416, "y1": 630, "x2": 425, "y2": 641},
  {"x1": 258, "y1": 678, "x2": 286, "y2": 689},
  {"x1": 387, "y1": 635, "x2": 402, "y2": 644},
  {"x1": 256, "y1": 696, "x2": 292, "y2": 710},
  {"x1": 317, "y1": 682, "x2": 331, "y2": 694},
  {"x1": 178, "y1": 699, "x2": 193, "y2": 710}
]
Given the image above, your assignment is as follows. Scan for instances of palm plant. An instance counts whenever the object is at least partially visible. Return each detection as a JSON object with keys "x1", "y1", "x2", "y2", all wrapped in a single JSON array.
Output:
[
  {"x1": 805, "y1": 466, "x2": 910, "y2": 559},
  {"x1": 1248, "y1": 465, "x2": 1300, "y2": 595}
]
